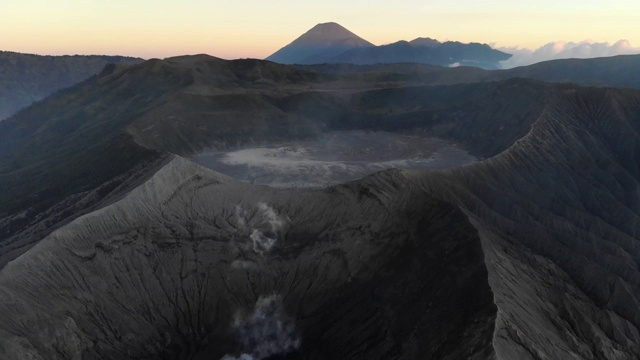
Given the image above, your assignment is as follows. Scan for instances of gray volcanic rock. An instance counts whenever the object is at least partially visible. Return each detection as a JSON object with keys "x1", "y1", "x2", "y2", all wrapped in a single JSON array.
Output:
[{"x1": 0, "y1": 157, "x2": 496, "y2": 359}]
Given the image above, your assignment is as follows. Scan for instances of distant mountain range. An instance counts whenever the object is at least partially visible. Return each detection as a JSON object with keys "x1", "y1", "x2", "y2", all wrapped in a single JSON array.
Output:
[
  {"x1": 266, "y1": 22, "x2": 511, "y2": 69},
  {"x1": 297, "y1": 54, "x2": 640, "y2": 90},
  {"x1": 0, "y1": 51, "x2": 142, "y2": 120}
]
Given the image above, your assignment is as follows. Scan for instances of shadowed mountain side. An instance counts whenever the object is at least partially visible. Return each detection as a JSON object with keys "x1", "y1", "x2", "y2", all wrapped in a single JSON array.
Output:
[
  {"x1": 330, "y1": 41, "x2": 511, "y2": 69},
  {"x1": 0, "y1": 157, "x2": 496, "y2": 360},
  {"x1": 297, "y1": 54, "x2": 640, "y2": 90},
  {"x1": 0, "y1": 58, "x2": 190, "y2": 257},
  {"x1": 340, "y1": 79, "x2": 549, "y2": 157},
  {"x1": 413, "y1": 87, "x2": 640, "y2": 359},
  {"x1": 0, "y1": 51, "x2": 142, "y2": 120},
  {"x1": 0, "y1": 153, "x2": 170, "y2": 272},
  {"x1": 130, "y1": 79, "x2": 550, "y2": 158},
  {"x1": 266, "y1": 22, "x2": 374, "y2": 65}
]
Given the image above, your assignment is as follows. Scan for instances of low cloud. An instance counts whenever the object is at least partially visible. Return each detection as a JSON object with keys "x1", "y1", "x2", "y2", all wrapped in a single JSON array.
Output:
[{"x1": 499, "y1": 39, "x2": 640, "y2": 68}]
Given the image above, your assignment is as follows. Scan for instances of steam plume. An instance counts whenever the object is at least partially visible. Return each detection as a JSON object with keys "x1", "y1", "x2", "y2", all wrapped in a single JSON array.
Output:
[
  {"x1": 235, "y1": 202, "x2": 288, "y2": 256},
  {"x1": 222, "y1": 295, "x2": 301, "y2": 360}
]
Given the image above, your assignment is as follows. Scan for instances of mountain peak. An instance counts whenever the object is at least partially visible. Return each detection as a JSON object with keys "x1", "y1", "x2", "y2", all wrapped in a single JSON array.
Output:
[
  {"x1": 289, "y1": 22, "x2": 374, "y2": 47},
  {"x1": 266, "y1": 22, "x2": 373, "y2": 64},
  {"x1": 410, "y1": 37, "x2": 441, "y2": 48}
]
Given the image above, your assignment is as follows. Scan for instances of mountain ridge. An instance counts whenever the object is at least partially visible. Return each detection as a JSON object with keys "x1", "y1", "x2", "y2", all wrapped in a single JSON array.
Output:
[
  {"x1": 266, "y1": 22, "x2": 511, "y2": 69},
  {"x1": 296, "y1": 53, "x2": 640, "y2": 89},
  {"x1": 0, "y1": 51, "x2": 142, "y2": 120}
]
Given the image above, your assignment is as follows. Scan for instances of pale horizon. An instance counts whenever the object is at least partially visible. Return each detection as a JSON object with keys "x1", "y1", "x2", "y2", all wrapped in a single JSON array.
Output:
[{"x1": 2, "y1": 0, "x2": 640, "y2": 63}]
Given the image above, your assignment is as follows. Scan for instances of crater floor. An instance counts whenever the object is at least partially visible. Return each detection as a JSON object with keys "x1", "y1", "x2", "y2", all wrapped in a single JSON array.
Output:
[{"x1": 190, "y1": 131, "x2": 476, "y2": 188}]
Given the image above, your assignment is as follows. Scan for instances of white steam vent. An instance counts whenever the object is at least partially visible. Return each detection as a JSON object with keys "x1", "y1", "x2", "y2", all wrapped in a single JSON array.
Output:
[
  {"x1": 234, "y1": 202, "x2": 289, "y2": 256},
  {"x1": 222, "y1": 294, "x2": 301, "y2": 360}
]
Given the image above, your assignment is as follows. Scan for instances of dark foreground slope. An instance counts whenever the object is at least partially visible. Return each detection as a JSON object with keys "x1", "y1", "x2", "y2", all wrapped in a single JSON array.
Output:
[
  {"x1": 0, "y1": 51, "x2": 142, "y2": 120},
  {"x1": 0, "y1": 158, "x2": 496, "y2": 360}
]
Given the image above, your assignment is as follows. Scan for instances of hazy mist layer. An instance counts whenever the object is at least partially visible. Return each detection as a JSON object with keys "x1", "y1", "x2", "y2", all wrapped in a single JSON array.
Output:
[{"x1": 191, "y1": 131, "x2": 476, "y2": 188}]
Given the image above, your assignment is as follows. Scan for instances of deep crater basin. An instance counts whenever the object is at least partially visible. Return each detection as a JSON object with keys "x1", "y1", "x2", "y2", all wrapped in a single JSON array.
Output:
[{"x1": 190, "y1": 131, "x2": 476, "y2": 187}]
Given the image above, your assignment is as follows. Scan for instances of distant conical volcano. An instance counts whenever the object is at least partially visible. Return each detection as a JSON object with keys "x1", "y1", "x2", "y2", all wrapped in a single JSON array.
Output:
[
  {"x1": 267, "y1": 22, "x2": 512, "y2": 69},
  {"x1": 266, "y1": 22, "x2": 374, "y2": 64}
]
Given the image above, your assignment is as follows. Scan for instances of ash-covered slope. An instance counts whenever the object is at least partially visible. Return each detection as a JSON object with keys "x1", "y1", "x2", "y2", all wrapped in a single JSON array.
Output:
[
  {"x1": 0, "y1": 157, "x2": 496, "y2": 360},
  {"x1": 415, "y1": 86, "x2": 640, "y2": 359},
  {"x1": 0, "y1": 51, "x2": 142, "y2": 120}
]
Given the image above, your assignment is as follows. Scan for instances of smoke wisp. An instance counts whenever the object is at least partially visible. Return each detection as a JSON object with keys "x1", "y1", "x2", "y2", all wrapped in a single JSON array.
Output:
[
  {"x1": 234, "y1": 202, "x2": 289, "y2": 256},
  {"x1": 222, "y1": 295, "x2": 301, "y2": 360}
]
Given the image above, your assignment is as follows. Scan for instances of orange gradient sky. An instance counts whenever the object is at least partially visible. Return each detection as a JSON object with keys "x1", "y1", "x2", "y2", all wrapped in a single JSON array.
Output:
[{"x1": 1, "y1": 0, "x2": 639, "y2": 59}]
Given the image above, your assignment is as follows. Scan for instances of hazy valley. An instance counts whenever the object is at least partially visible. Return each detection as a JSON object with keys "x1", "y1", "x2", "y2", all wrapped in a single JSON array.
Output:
[{"x1": 191, "y1": 131, "x2": 476, "y2": 188}]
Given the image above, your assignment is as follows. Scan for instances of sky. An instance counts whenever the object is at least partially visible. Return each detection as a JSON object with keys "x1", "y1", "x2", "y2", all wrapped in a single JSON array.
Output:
[{"x1": 1, "y1": 0, "x2": 639, "y2": 64}]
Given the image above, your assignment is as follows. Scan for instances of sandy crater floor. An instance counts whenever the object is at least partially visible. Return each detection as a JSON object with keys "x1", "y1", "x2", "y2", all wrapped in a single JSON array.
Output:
[{"x1": 191, "y1": 131, "x2": 476, "y2": 188}]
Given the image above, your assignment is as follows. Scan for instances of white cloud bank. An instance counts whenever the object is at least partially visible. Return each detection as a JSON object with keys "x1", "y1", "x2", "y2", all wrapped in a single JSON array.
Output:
[{"x1": 499, "y1": 40, "x2": 640, "y2": 69}]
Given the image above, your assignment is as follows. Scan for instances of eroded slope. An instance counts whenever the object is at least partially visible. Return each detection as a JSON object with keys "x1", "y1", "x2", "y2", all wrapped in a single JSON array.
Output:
[
  {"x1": 0, "y1": 157, "x2": 496, "y2": 360},
  {"x1": 416, "y1": 86, "x2": 640, "y2": 359}
]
